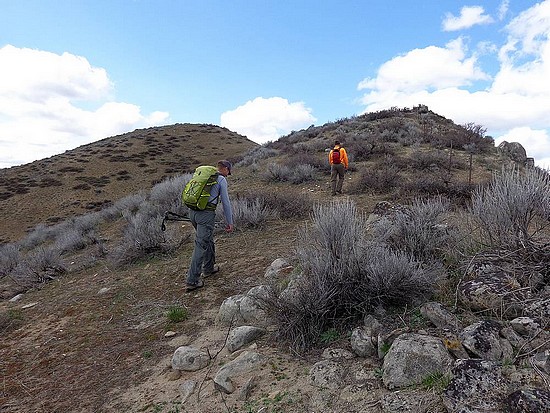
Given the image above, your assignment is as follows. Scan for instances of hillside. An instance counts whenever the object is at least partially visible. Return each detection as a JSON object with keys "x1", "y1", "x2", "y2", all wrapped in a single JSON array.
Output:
[
  {"x1": 0, "y1": 123, "x2": 256, "y2": 243},
  {"x1": 1, "y1": 108, "x2": 549, "y2": 413}
]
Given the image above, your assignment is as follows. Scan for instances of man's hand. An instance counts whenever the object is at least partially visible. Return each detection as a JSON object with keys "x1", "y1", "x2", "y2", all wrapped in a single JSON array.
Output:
[{"x1": 225, "y1": 224, "x2": 234, "y2": 233}]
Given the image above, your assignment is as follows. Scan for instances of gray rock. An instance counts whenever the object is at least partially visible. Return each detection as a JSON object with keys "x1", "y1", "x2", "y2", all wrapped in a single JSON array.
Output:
[
  {"x1": 382, "y1": 333, "x2": 453, "y2": 389},
  {"x1": 213, "y1": 351, "x2": 265, "y2": 394},
  {"x1": 308, "y1": 360, "x2": 347, "y2": 390},
  {"x1": 503, "y1": 388, "x2": 550, "y2": 413},
  {"x1": 351, "y1": 327, "x2": 377, "y2": 358},
  {"x1": 533, "y1": 350, "x2": 550, "y2": 375},
  {"x1": 226, "y1": 326, "x2": 265, "y2": 353},
  {"x1": 363, "y1": 314, "x2": 382, "y2": 336},
  {"x1": 380, "y1": 390, "x2": 444, "y2": 413},
  {"x1": 239, "y1": 295, "x2": 269, "y2": 327},
  {"x1": 510, "y1": 317, "x2": 541, "y2": 336},
  {"x1": 525, "y1": 297, "x2": 550, "y2": 319},
  {"x1": 217, "y1": 294, "x2": 246, "y2": 326},
  {"x1": 443, "y1": 359, "x2": 507, "y2": 413},
  {"x1": 321, "y1": 347, "x2": 355, "y2": 360},
  {"x1": 378, "y1": 327, "x2": 410, "y2": 359},
  {"x1": 264, "y1": 258, "x2": 293, "y2": 279},
  {"x1": 440, "y1": 329, "x2": 470, "y2": 359},
  {"x1": 420, "y1": 301, "x2": 461, "y2": 331},
  {"x1": 179, "y1": 380, "x2": 196, "y2": 403},
  {"x1": 498, "y1": 141, "x2": 528, "y2": 163},
  {"x1": 237, "y1": 376, "x2": 256, "y2": 401},
  {"x1": 501, "y1": 326, "x2": 526, "y2": 349},
  {"x1": 458, "y1": 273, "x2": 525, "y2": 317},
  {"x1": 171, "y1": 346, "x2": 209, "y2": 371},
  {"x1": 460, "y1": 320, "x2": 513, "y2": 361}
]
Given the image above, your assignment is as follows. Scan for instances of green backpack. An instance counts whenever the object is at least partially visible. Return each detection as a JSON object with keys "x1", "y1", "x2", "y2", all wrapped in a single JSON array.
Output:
[{"x1": 181, "y1": 166, "x2": 219, "y2": 210}]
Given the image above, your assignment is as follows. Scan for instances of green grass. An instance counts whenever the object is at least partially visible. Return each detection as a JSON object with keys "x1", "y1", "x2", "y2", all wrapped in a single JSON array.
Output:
[
  {"x1": 421, "y1": 372, "x2": 452, "y2": 392},
  {"x1": 320, "y1": 328, "x2": 340, "y2": 344},
  {"x1": 166, "y1": 306, "x2": 188, "y2": 323}
]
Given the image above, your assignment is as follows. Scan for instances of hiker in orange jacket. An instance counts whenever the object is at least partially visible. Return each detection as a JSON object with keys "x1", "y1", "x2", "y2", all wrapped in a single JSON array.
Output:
[{"x1": 329, "y1": 140, "x2": 349, "y2": 195}]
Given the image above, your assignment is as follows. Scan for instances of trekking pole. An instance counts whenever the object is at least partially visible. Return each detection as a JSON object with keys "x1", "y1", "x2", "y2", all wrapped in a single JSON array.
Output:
[{"x1": 161, "y1": 211, "x2": 191, "y2": 231}]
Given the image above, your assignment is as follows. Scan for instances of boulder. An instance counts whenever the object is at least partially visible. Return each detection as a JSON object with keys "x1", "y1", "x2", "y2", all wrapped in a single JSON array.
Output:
[
  {"x1": 460, "y1": 320, "x2": 514, "y2": 361},
  {"x1": 226, "y1": 326, "x2": 266, "y2": 353},
  {"x1": 458, "y1": 273, "x2": 525, "y2": 317},
  {"x1": 217, "y1": 294, "x2": 246, "y2": 326},
  {"x1": 503, "y1": 388, "x2": 550, "y2": 412},
  {"x1": 443, "y1": 359, "x2": 508, "y2": 413},
  {"x1": 171, "y1": 346, "x2": 209, "y2": 371},
  {"x1": 382, "y1": 333, "x2": 453, "y2": 389},
  {"x1": 510, "y1": 317, "x2": 541, "y2": 337},
  {"x1": 350, "y1": 327, "x2": 377, "y2": 358},
  {"x1": 498, "y1": 141, "x2": 528, "y2": 163},
  {"x1": 213, "y1": 351, "x2": 265, "y2": 394},
  {"x1": 380, "y1": 390, "x2": 444, "y2": 413},
  {"x1": 264, "y1": 258, "x2": 293, "y2": 280},
  {"x1": 420, "y1": 301, "x2": 461, "y2": 331}
]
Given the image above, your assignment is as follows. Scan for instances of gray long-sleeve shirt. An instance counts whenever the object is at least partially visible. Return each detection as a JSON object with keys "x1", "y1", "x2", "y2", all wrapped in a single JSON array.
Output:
[{"x1": 208, "y1": 175, "x2": 233, "y2": 225}]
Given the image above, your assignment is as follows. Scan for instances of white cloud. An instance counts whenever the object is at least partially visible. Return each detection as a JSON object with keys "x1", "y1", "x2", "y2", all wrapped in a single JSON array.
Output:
[
  {"x1": 358, "y1": 1, "x2": 550, "y2": 168},
  {"x1": 0, "y1": 45, "x2": 169, "y2": 168},
  {"x1": 220, "y1": 97, "x2": 316, "y2": 144},
  {"x1": 443, "y1": 6, "x2": 494, "y2": 31},
  {"x1": 498, "y1": 0, "x2": 510, "y2": 21},
  {"x1": 358, "y1": 38, "x2": 489, "y2": 93}
]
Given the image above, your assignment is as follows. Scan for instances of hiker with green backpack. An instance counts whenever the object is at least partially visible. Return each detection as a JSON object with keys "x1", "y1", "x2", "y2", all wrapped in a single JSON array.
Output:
[{"x1": 182, "y1": 160, "x2": 234, "y2": 292}]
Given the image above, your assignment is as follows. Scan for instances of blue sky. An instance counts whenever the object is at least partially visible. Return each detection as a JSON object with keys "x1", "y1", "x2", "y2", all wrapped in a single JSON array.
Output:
[{"x1": 1, "y1": 0, "x2": 550, "y2": 168}]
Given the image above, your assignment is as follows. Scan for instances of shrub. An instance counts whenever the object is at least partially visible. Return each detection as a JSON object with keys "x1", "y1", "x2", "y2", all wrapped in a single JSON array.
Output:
[
  {"x1": 469, "y1": 166, "x2": 550, "y2": 249},
  {"x1": 265, "y1": 200, "x2": 439, "y2": 352},
  {"x1": 410, "y1": 150, "x2": 449, "y2": 171},
  {"x1": 252, "y1": 189, "x2": 313, "y2": 219},
  {"x1": 0, "y1": 244, "x2": 21, "y2": 277},
  {"x1": 371, "y1": 197, "x2": 457, "y2": 263},
  {"x1": 13, "y1": 247, "x2": 67, "y2": 285},
  {"x1": 231, "y1": 196, "x2": 278, "y2": 228},
  {"x1": 149, "y1": 174, "x2": 190, "y2": 215},
  {"x1": 238, "y1": 146, "x2": 279, "y2": 166},
  {"x1": 261, "y1": 163, "x2": 316, "y2": 184},
  {"x1": 351, "y1": 156, "x2": 400, "y2": 193},
  {"x1": 110, "y1": 209, "x2": 186, "y2": 266}
]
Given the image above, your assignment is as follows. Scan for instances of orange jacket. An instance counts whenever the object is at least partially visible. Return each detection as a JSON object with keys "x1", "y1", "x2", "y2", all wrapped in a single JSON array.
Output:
[{"x1": 328, "y1": 145, "x2": 349, "y2": 168}]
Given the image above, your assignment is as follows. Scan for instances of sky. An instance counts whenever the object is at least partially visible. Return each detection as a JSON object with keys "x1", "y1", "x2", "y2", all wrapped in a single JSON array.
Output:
[{"x1": 1, "y1": 0, "x2": 550, "y2": 169}]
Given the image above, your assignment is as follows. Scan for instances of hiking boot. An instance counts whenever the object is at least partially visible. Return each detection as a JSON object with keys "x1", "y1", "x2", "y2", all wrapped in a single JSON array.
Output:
[
  {"x1": 186, "y1": 280, "x2": 204, "y2": 292},
  {"x1": 203, "y1": 266, "x2": 220, "y2": 278}
]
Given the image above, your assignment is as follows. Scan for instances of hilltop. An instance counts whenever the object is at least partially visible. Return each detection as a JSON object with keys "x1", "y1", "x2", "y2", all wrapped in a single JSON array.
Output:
[
  {"x1": 1, "y1": 107, "x2": 548, "y2": 413},
  {"x1": 0, "y1": 123, "x2": 256, "y2": 243}
]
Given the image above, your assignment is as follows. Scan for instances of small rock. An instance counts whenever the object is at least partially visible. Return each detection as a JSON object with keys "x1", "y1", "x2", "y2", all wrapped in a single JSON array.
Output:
[
  {"x1": 97, "y1": 287, "x2": 111, "y2": 295},
  {"x1": 21, "y1": 302, "x2": 38, "y2": 309},
  {"x1": 308, "y1": 360, "x2": 346, "y2": 390},
  {"x1": 171, "y1": 346, "x2": 209, "y2": 371},
  {"x1": 237, "y1": 376, "x2": 256, "y2": 401},
  {"x1": 8, "y1": 294, "x2": 24, "y2": 302},
  {"x1": 503, "y1": 388, "x2": 550, "y2": 412},
  {"x1": 179, "y1": 380, "x2": 196, "y2": 403},
  {"x1": 166, "y1": 369, "x2": 182, "y2": 381},
  {"x1": 510, "y1": 317, "x2": 541, "y2": 336},
  {"x1": 321, "y1": 347, "x2": 355, "y2": 360},
  {"x1": 164, "y1": 331, "x2": 177, "y2": 338}
]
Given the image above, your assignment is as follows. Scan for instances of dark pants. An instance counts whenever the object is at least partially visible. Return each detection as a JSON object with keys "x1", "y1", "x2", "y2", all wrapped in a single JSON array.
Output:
[
  {"x1": 331, "y1": 163, "x2": 345, "y2": 195},
  {"x1": 186, "y1": 209, "x2": 216, "y2": 285}
]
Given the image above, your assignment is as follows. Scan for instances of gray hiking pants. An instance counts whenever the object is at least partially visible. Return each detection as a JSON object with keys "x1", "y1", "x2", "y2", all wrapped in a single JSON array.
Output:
[
  {"x1": 331, "y1": 163, "x2": 345, "y2": 195},
  {"x1": 186, "y1": 209, "x2": 216, "y2": 285}
]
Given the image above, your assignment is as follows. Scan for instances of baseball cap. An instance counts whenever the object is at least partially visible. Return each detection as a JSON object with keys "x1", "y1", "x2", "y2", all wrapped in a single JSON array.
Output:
[{"x1": 218, "y1": 160, "x2": 232, "y2": 175}]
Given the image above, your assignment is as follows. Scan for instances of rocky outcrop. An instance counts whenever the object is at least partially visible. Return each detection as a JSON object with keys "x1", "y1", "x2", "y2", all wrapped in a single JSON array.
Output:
[{"x1": 498, "y1": 141, "x2": 528, "y2": 164}]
